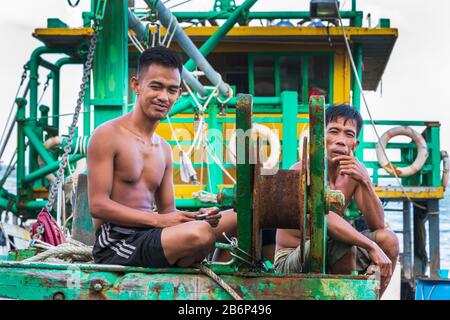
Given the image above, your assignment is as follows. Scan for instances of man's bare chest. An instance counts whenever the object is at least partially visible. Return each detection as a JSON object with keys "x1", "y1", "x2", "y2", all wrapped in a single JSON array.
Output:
[{"x1": 114, "y1": 140, "x2": 166, "y2": 189}]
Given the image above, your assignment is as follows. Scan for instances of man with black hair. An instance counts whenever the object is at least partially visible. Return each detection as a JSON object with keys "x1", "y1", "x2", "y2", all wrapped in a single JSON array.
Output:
[
  {"x1": 87, "y1": 46, "x2": 236, "y2": 268},
  {"x1": 275, "y1": 104, "x2": 399, "y2": 296}
]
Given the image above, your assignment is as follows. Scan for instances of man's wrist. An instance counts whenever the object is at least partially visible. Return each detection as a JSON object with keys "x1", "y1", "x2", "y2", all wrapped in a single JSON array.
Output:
[
  {"x1": 145, "y1": 213, "x2": 161, "y2": 228},
  {"x1": 365, "y1": 240, "x2": 378, "y2": 252},
  {"x1": 359, "y1": 177, "x2": 373, "y2": 188}
]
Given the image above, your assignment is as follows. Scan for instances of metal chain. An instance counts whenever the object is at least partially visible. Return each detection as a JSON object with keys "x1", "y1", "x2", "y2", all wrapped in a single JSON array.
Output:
[{"x1": 45, "y1": 30, "x2": 98, "y2": 212}]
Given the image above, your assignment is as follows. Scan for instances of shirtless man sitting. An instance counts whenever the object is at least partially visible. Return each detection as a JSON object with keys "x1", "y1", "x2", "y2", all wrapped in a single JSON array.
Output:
[
  {"x1": 87, "y1": 46, "x2": 235, "y2": 268},
  {"x1": 275, "y1": 104, "x2": 399, "y2": 295}
]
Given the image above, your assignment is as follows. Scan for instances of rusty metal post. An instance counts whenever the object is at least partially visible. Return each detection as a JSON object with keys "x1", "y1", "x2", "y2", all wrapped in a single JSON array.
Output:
[
  {"x1": 427, "y1": 199, "x2": 440, "y2": 278},
  {"x1": 235, "y1": 94, "x2": 254, "y2": 266},
  {"x1": 402, "y1": 201, "x2": 413, "y2": 281},
  {"x1": 308, "y1": 95, "x2": 327, "y2": 274},
  {"x1": 413, "y1": 201, "x2": 428, "y2": 277}
]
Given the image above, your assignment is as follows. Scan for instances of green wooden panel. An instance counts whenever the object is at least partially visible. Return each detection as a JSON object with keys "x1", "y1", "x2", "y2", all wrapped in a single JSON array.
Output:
[{"x1": 0, "y1": 262, "x2": 379, "y2": 300}]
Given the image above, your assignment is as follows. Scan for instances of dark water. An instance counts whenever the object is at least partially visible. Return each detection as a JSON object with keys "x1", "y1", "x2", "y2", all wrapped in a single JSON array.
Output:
[{"x1": 1, "y1": 168, "x2": 449, "y2": 271}]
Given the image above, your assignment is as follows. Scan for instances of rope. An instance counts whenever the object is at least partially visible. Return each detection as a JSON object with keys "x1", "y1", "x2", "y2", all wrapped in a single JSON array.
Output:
[
  {"x1": 167, "y1": 79, "x2": 219, "y2": 158},
  {"x1": 334, "y1": 1, "x2": 427, "y2": 211},
  {"x1": 161, "y1": 15, "x2": 174, "y2": 45},
  {"x1": 167, "y1": 0, "x2": 193, "y2": 10},
  {"x1": 192, "y1": 190, "x2": 217, "y2": 203},
  {"x1": 128, "y1": 31, "x2": 145, "y2": 53},
  {"x1": 0, "y1": 65, "x2": 28, "y2": 159},
  {"x1": 196, "y1": 262, "x2": 243, "y2": 300},
  {"x1": 151, "y1": 29, "x2": 157, "y2": 47},
  {"x1": 37, "y1": 73, "x2": 51, "y2": 106},
  {"x1": 25, "y1": 109, "x2": 93, "y2": 122},
  {"x1": 217, "y1": 86, "x2": 234, "y2": 105},
  {"x1": 0, "y1": 148, "x2": 17, "y2": 189},
  {"x1": 166, "y1": 24, "x2": 177, "y2": 48},
  {"x1": 183, "y1": 78, "x2": 220, "y2": 114},
  {"x1": 205, "y1": 141, "x2": 237, "y2": 184},
  {"x1": 24, "y1": 238, "x2": 93, "y2": 263}
]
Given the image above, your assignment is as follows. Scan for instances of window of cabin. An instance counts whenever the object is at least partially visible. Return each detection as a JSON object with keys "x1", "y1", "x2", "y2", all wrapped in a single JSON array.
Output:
[
  {"x1": 250, "y1": 53, "x2": 333, "y2": 106},
  {"x1": 252, "y1": 55, "x2": 275, "y2": 97},
  {"x1": 200, "y1": 53, "x2": 248, "y2": 96},
  {"x1": 279, "y1": 55, "x2": 302, "y2": 102},
  {"x1": 308, "y1": 55, "x2": 331, "y2": 104}
]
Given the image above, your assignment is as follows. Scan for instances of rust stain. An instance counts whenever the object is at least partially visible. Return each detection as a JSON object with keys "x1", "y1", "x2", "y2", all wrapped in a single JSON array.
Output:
[
  {"x1": 83, "y1": 279, "x2": 107, "y2": 300},
  {"x1": 383, "y1": 163, "x2": 402, "y2": 176},
  {"x1": 152, "y1": 283, "x2": 163, "y2": 298}
]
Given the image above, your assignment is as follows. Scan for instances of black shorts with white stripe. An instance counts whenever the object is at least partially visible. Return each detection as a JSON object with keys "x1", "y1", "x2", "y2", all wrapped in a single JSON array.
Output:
[{"x1": 93, "y1": 222, "x2": 170, "y2": 268}]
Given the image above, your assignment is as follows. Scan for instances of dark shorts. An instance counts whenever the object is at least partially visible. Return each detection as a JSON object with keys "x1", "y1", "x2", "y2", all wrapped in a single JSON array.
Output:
[{"x1": 93, "y1": 222, "x2": 170, "y2": 268}]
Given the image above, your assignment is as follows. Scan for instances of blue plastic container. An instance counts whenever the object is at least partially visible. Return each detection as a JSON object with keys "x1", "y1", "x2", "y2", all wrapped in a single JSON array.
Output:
[{"x1": 416, "y1": 271, "x2": 450, "y2": 300}]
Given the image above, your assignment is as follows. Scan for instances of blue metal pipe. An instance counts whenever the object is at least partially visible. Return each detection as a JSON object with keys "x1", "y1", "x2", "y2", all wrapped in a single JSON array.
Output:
[{"x1": 127, "y1": 9, "x2": 207, "y2": 96}]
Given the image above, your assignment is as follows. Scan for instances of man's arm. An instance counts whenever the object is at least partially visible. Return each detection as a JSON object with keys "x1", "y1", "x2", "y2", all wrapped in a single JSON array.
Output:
[
  {"x1": 353, "y1": 175, "x2": 384, "y2": 230},
  {"x1": 87, "y1": 126, "x2": 195, "y2": 228},
  {"x1": 154, "y1": 141, "x2": 221, "y2": 226},
  {"x1": 328, "y1": 211, "x2": 392, "y2": 278},
  {"x1": 154, "y1": 140, "x2": 177, "y2": 214}
]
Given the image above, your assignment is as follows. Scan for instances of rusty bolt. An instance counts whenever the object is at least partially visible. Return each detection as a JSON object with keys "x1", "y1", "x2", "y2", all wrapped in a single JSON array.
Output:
[
  {"x1": 53, "y1": 292, "x2": 65, "y2": 300},
  {"x1": 327, "y1": 189, "x2": 345, "y2": 213},
  {"x1": 93, "y1": 283, "x2": 103, "y2": 292}
]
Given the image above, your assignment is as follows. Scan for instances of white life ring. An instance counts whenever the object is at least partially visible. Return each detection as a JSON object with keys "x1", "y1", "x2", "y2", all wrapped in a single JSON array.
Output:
[
  {"x1": 298, "y1": 129, "x2": 309, "y2": 161},
  {"x1": 441, "y1": 150, "x2": 449, "y2": 190},
  {"x1": 376, "y1": 126, "x2": 428, "y2": 177},
  {"x1": 227, "y1": 123, "x2": 280, "y2": 169}
]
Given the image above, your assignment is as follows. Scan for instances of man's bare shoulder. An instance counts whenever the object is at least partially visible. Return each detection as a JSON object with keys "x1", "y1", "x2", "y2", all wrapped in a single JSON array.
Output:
[
  {"x1": 154, "y1": 134, "x2": 173, "y2": 160},
  {"x1": 90, "y1": 118, "x2": 129, "y2": 145},
  {"x1": 92, "y1": 118, "x2": 123, "y2": 137},
  {"x1": 155, "y1": 134, "x2": 170, "y2": 149},
  {"x1": 88, "y1": 118, "x2": 127, "y2": 155}
]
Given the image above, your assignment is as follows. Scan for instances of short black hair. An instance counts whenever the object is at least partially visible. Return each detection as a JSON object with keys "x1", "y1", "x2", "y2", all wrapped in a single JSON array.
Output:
[
  {"x1": 137, "y1": 46, "x2": 183, "y2": 78},
  {"x1": 325, "y1": 104, "x2": 363, "y2": 137}
]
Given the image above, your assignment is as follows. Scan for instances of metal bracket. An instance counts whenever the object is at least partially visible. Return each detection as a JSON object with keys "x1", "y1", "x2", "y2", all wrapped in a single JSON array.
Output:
[{"x1": 95, "y1": 0, "x2": 108, "y2": 22}]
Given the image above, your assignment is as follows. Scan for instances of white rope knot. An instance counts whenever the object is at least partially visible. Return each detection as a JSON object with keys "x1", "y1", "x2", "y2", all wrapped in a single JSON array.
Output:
[
  {"x1": 192, "y1": 190, "x2": 217, "y2": 203},
  {"x1": 222, "y1": 232, "x2": 239, "y2": 249},
  {"x1": 25, "y1": 238, "x2": 93, "y2": 263}
]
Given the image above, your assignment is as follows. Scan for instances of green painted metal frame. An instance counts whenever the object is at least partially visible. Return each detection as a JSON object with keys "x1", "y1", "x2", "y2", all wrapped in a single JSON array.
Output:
[
  {"x1": 357, "y1": 120, "x2": 442, "y2": 187},
  {"x1": 184, "y1": 0, "x2": 258, "y2": 73},
  {"x1": 0, "y1": 261, "x2": 379, "y2": 300},
  {"x1": 235, "y1": 94, "x2": 254, "y2": 265},
  {"x1": 281, "y1": 91, "x2": 298, "y2": 169},
  {"x1": 93, "y1": 0, "x2": 128, "y2": 127},
  {"x1": 206, "y1": 102, "x2": 223, "y2": 194},
  {"x1": 308, "y1": 96, "x2": 327, "y2": 274}
]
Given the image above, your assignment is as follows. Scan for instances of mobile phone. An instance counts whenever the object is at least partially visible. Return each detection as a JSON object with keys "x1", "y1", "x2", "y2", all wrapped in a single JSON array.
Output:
[{"x1": 195, "y1": 213, "x2": 208, "y2": 220}]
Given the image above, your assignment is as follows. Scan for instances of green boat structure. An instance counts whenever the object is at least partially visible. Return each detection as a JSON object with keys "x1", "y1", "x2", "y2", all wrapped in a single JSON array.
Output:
[{"x1": 0, "y1": 0, "x2": 448, "y2": 300}]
